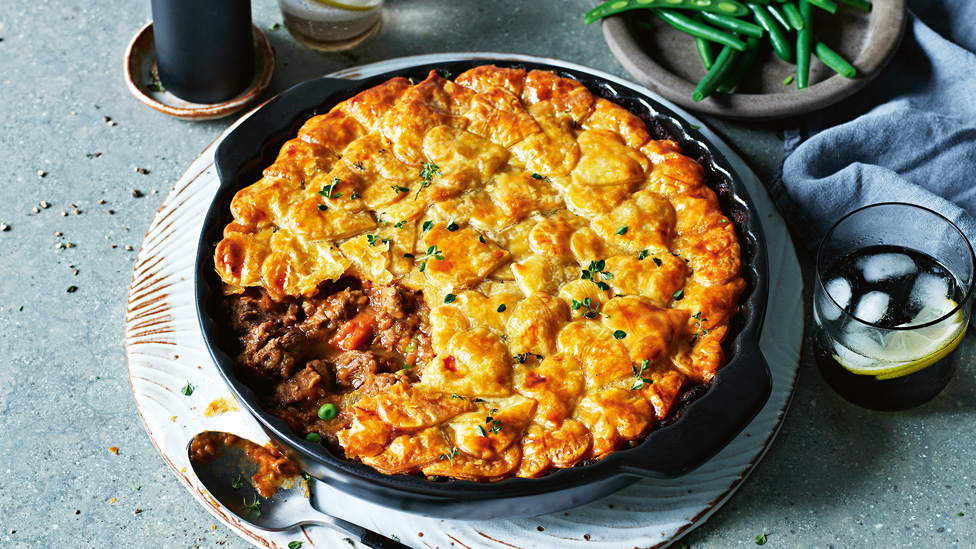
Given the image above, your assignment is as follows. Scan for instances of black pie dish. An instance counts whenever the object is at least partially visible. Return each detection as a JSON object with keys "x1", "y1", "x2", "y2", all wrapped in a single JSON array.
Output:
[{"x1": 196, "y1": 58, "x2": 771, "y2": 521}]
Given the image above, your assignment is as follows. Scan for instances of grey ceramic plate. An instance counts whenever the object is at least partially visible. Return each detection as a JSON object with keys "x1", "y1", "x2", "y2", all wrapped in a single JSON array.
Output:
[{"x1": 601, "y1": 0, "x2": 906, "y2": 120}]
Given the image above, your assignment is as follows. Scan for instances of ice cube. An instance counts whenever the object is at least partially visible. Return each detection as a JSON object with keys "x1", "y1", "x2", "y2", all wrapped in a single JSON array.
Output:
[
  {"x1": 825, "y1": 278, "x2": 852, "y2": 308},
  {"x1": 854, "y1": 291, "x2": 890, "y2": 324},
  {"x1": 903, "y1": 273, "x2": 955, "y2": 327},
  {"x1": 839, "y1": 324, "x2": 886, "y2": 360},
  {"x1": 820, "y1": 278, "x2": 852, "y2": 321},
  {"x1": 909, "y1": 272, "x2": 950, "y2": 309},
  {"x1": 857, "y1": 252, "x2": 917, "y2": 283},
  {"x1": 836, "y1": 332, "x2": 882, "y2": 363}
]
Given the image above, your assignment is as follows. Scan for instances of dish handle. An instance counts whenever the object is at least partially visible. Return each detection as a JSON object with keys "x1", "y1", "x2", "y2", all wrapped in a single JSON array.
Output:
[{"x1": 618, "y1": 343, "x2": 772, "y2": 479}]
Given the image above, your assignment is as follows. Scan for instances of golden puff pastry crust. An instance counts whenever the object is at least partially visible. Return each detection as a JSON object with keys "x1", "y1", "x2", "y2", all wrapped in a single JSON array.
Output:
[{"x1": 216, "y1": 66, "x2": 745, "y2": 481}]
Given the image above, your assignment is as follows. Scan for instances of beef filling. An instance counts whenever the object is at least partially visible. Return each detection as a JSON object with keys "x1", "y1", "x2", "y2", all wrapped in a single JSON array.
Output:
[{"x1": 221, "y1": 278, "x2": 433, "y2": 453}]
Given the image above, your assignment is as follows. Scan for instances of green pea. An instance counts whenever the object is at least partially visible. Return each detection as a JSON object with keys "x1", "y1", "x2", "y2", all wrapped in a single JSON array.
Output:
[
  {"x1": 318, "y1": 403, "x2": 338, "y2": 420},
  {"x1": 305, "y1": 432, "x2": 322, "y2": 443}
]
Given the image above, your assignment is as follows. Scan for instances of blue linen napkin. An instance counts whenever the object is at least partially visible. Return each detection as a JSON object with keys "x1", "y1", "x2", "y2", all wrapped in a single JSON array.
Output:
[{"x1": 768, "y1": 0, "x2": 976, "y2": 251}]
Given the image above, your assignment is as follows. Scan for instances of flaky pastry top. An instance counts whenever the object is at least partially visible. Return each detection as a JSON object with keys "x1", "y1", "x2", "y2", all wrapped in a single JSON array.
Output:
[{"x1": 214, "y1": 65, "x2": 745, "y2": 480}]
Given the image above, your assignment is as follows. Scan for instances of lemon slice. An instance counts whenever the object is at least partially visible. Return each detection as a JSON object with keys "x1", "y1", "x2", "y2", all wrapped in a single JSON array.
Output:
[
  {"x1": 833, "y1": 298, "x2": 966, "y2": 380},
  {"x1": 311, "y1": 0, "x2": 381, "y2": 11},
  {"x1": 873, "y1": 324, "x2": 965, "y2": 380}
]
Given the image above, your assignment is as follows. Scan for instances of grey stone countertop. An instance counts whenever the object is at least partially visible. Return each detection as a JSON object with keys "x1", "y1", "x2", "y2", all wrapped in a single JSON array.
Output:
[{"x1": 0, "y1": 0, "x2": 972, "y2": 547}]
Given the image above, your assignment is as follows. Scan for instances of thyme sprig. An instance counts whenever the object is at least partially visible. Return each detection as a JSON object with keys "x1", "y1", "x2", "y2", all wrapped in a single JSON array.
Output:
[
  {"x1": 416, "y1": 161, "x2": 441, "y2": 199},
  {"x1": 242, "y1": 495, "x2": 262, "y2": 517},
  {"x1": 690, "y1": 311, "x2": 709, "y2": 345},
  {"x1": 580, "y1": 260, "x2": 612, "y2": 291},
  {"x1": 318, "y1": 177, "x2": 342, "y2": 199},
  {"x1": 571, "y1": 297, "x2": 608, "y2": 319},
  {"x1": 477, "y1": 408, "x2": 503, "y2": 437},
  {"x1": 630, "y1": 359, "x2": 654, "y2": 391},
  {"x1": 366, "y1": 234, "x2": 391, "y2": 247},
  {"x1": 439, "y1": 446, "x2": 460, "y2": 465},
  {"x1": 418, "y1": 245, "x2": 444, "y2": 272}
]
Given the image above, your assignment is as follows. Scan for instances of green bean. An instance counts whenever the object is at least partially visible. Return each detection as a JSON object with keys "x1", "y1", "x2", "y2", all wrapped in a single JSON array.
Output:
[
  {"x1": 748, "y1": 3, "x2": 793, "y2": 62},
  {"x1": 781, "y1": 2, "x2": 805, "y2": 30},
  {"x1": 653, "y1": 9, "x2": 748, "y2": 51},
  {"x1": 697, "y1": 36, "x2": 717, "y2": 70},
  {"x1": 807, "y1": 0, "x2": 837, "y2": 13},
  {"x1": 584, "y1": 0, "x2": 749, "y2": 25},
  {"x1": 835, "y1": 0, "x2": 871, "y2": 10},
  {"x1": 814, "y1": 39, "x2": 856, "y2": 77},
  {"x1": 699, "y1": 10, "x2": 765, "y2": 38},
  {"x1": 797, "y1": 0, "x2": 813, "y2": 88},
  {"x1": 765, "y1": 4, "x2": 792, "y2": 30},
  {"x1": 717, "y1": 35, "x2": 761, "y2": 92},
  {"x1": 693, "y1": 44, "x2": 741, "y2": 101}
]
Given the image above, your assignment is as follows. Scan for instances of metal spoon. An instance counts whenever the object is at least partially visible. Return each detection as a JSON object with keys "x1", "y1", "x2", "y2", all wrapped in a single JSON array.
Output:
[{"x1": 187, "y1": 432, "x2": 411, "y2": 549}]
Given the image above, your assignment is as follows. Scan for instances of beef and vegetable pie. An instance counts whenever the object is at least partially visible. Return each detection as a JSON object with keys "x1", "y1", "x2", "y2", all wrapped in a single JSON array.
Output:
[{"x1": 214, "y1": 65, "x2": 745, "y2": 481}]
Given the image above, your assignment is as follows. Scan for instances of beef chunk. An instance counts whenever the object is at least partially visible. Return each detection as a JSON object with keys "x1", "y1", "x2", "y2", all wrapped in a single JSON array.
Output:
[
  {"x1": 305, "y1": 359, "x2": 334, "y2": 390},
  {"x1": 274, "y1": 366, "x2": 327, "y2": 406},
  {"x1": 365, "y1": 284, "x2": 404, "y2": 321},
  {"x1": 226, "y1": 294, "x2": 273, "y2": 333},
  {"x1": 300, "y1": 289, "x2": 368, "y2": 337},
  {"x1": 334, "y1": 350, "x2": 379, "y2": 390},
  {"x1": 242, "y1": 325, "x2": 309, "y2": 380}
]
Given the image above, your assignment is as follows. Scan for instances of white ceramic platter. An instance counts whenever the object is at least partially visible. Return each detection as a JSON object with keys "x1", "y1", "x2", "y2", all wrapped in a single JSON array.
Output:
[{"x1": 125, "y1": 53, "x2": 803, "y2": 549}]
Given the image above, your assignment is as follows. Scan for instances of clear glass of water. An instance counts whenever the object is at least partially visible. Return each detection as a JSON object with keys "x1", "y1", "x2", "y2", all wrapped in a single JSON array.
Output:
[
  {"x1": 813, "y1": 203, "x2": 974, "y2": 410},
  {"x1": 277, "y1": 0, "x2": 384, "y2": 52}
]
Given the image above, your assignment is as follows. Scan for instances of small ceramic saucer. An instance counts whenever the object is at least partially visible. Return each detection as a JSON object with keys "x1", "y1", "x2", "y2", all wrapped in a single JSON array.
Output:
[{"x1": 124, "y1": 22, "x2": 275, "y2": 121}]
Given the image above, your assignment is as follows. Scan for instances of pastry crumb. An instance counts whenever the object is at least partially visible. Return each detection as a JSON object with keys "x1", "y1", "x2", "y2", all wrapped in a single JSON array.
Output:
[{"x1": 204, "y1": 396, "x2": 240, "y2": 417}]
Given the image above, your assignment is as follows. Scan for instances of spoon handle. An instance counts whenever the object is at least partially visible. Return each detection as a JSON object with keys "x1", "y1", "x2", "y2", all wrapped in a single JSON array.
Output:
[
  {"x1": 312, "y1": 515, "x2": 413, "y2": 549},
  {"x1": 360, "y1": 529, "x2": 414, "y2": 549}
]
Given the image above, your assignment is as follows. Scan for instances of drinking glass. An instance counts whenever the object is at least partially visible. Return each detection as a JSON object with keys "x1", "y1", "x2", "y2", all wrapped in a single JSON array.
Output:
[
  {"x1": 152, "y1": 0, "x2": 254, "y2": 104},
  {"x1": 813, "y1": 203, "x2": 974, "y2": 411},
  {"x1": 277, "y1": 0, "x2": 384, "y2": 52}
]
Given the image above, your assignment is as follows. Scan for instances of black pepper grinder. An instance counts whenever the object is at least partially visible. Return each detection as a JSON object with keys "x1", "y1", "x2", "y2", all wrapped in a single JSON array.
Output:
[{"x1": 151, "y1": 0, "x2": 255, "y2": 104}]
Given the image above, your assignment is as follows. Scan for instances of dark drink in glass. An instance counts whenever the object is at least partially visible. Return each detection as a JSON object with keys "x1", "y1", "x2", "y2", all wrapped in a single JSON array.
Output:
[{"x1": 813, "y1": 204, "x2": 974, "y2": 411}]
